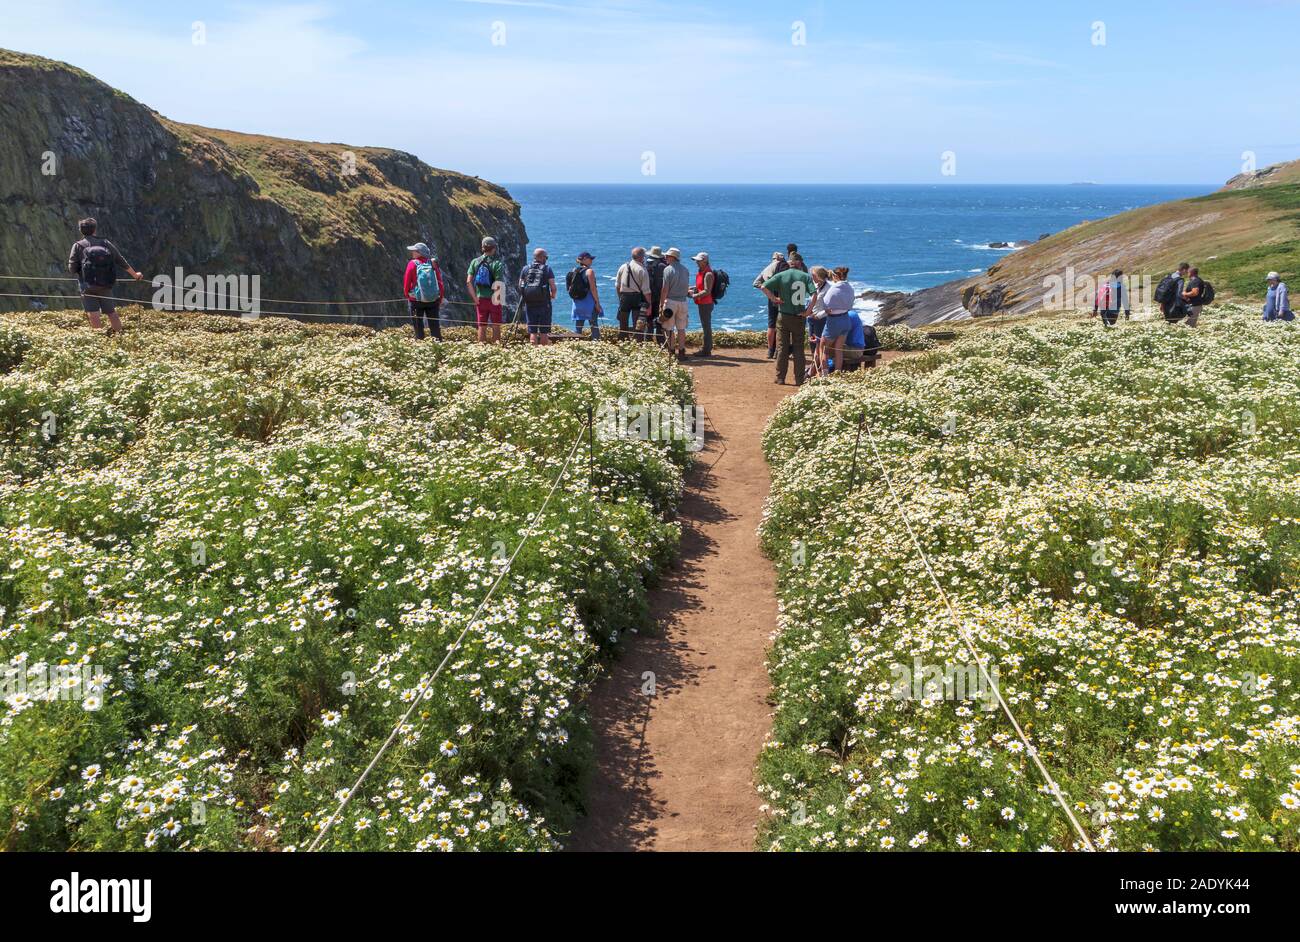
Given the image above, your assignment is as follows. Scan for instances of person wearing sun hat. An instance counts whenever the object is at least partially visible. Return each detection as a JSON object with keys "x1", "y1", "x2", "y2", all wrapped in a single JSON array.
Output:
[
  {"x1": 402, "y1": 241, "x2": 443, "y2": 341},
  {"x1": 1263, "y1": 271, "x2": 1293, "y2": 322},
  {"x1": 658, "y1": 247, "x2": 691, "y2": 361}
]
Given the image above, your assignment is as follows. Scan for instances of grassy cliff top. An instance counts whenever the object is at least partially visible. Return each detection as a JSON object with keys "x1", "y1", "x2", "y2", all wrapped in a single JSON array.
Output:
[
  {"x1": 972, "y1": 160, "x2": 1300, "y2": 309},
  {"x1": 2, "y1": 47, "x2": 519, "y2": 253}
]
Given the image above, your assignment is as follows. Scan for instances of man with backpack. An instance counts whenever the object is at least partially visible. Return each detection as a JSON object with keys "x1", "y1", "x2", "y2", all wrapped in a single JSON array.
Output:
[
  {"x1": 1181, "y1": 266, "x2": 1208, "y2": 327},
  {"x1": 66, "y1": 217, "x2": 144, "y2": 335},
  {"x1": 755, "y1": 251, "x2": 789, "y2": 359},
  {"x1": 1263, "y1": 272, "x2": 1293, "y2": 322},
  {"x1": 518, "y1": 247, "x2": 557, "y2": 345},
  {"x1": 466, "y1": 236, "x2": 507, "y2": 345},
  {"x1": 645, "y1": 246, "x2": 669, "y2": 347},
  {"x1": 1156, "y1": 262, "x2": 1191, "y2": 322},
  {"x1": 1092, "y1": 269, "x2": 1130, "y2": 327},
  {"x1": 615, "y1": 247, "x2": 653, "y2": 341},
  {"x1": 688, "y1": 251, "x2": 728, "y2": 358},
  {"x1": 403, "y1": 242, "x2": 443, "y2": 341}
]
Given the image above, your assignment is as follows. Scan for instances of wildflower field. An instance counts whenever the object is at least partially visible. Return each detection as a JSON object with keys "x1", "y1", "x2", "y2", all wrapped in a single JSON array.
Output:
[
  {"x1": 0, "y1": 308, "x2": 693, "y2": 851},
  {"x1": 758, "y1": 306, "x2": 1300, "y2": 851}
]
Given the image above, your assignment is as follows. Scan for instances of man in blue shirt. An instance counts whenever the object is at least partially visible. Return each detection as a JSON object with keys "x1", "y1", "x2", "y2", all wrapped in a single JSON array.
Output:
[{"x1": 1263, "y1": 272, "x2": 1293, "y2": 322}]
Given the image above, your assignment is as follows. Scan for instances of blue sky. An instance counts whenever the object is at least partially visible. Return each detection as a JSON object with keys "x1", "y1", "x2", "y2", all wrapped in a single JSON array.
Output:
[{"x1": 3, "y1": 0, "x2": 1297, "y2": 184}]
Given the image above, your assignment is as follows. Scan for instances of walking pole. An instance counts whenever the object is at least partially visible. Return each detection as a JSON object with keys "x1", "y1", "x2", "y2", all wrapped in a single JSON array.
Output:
[
  {"x1": 502, "y1": 294, "x2": 523, "y2": 346},
  {"x1": 848, "y1": 412, "x2": 865, "y2": 491}
]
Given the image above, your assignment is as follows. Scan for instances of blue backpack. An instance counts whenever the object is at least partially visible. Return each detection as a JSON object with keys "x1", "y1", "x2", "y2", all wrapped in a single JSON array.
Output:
[
  {"x1": 473, "y1": 256, "x2": 495, "y2": 289},
  {"x1": 413, "y1": 259, "x2": 442, "y2": 303}
]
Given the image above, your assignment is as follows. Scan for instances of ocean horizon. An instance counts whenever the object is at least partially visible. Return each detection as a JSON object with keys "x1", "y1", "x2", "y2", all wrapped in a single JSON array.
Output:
[{"x1": 509, "y1": 183, "x2": 1217, "y2": 330}]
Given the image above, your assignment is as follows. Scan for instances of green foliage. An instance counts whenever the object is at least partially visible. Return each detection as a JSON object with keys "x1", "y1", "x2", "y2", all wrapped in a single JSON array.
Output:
[
  {"x1": 0, "y1": 310, "x2": 692, "y2": 851},
  {"x1": 758, "y1": 308, "x2": 1300, "y2": 851}
]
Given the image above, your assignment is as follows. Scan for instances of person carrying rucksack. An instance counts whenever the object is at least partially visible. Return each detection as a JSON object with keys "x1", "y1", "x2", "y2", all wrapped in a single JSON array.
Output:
[
  {"x1": 403, "y1": 242, "x2": 444, "y2": 341},
  {"x1": 688, "y1": 251, "x2": 724, "y2": 358},
  {"x1": 66, "y1": 217, "x2": 144, "y2": 335},
  {"x1": 645, "y1": 246, "x2": 669, "y2": 347},
  {"x1": 1093, "y1": 269, "x2": 1130, "y2": 328},
  {"x1": 615, "y1": 248, "x2": 653, "y2": 341},
  {"x1": 518, "y1": 247, "x2": 558, "y2": 345},
  {"x1": 754, "y1": 251, "x2": 789, "y2": 359},
  {"x1": 1263, "y1": 272, "x2": 1293, "y2": 322},
  {"x1": 567, "y1": 252, "x2": 603, "y2": 339},
  {"x1": 1156, "y1": 262, "x2": 1190, "y2": 322},
  {"x1": 1181, "y1": 267, "x2": 1207, "y2": 327},
  {"x1": 466, "y1": 236, "x2": 507, "y2": 345}
]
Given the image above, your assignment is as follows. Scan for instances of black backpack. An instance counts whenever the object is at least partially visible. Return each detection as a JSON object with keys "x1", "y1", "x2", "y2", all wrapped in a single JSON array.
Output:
[
  {"x1": 645, "y1": 258, "x2": 667, "y2": 296},
  {"x1": 566, "y1": 266, "x2": 590, "y2": 301},
  {"x1": 710, "y1": 269, "x2": 730, "y2": 301},
  {"x1": 1154, "y1": 273, "x2": 1178, "y2": 305},
  {"x1": 81, "y1": 243, "x2": 116, "y2": 288},
  {"x1": 1200, "y1": 281, "x2": 1216, "y2": 305},
  {"x1": 521, "y1": 264, "x2": 550, "y2": 304}
]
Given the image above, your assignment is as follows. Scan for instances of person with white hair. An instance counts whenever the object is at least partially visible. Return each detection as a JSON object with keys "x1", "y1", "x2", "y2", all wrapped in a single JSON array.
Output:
[
  {"x1": 1263, "y1": 272, "x2": 1293, "y2": 322},
  {"x1": 658, "y1": 248, "x2": 691, "y2": 361}
]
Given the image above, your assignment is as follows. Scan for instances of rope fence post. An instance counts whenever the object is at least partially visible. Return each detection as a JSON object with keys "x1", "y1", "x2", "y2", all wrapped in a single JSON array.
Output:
[{"x1": 848, "y1": 411, "x2": 865, "y2": 491}]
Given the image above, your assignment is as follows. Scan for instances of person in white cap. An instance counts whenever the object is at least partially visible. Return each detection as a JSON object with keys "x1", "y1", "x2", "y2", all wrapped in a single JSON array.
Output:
[
  {"x1": 1263, "y1": 272, "x2": 1293, "y2": 322},
  {"x1": 403, "y1": 242, "x2": 443, "y2": 341},
  {"x1": 688, "y1": 251, "x2": 716, "y2": 357},
  {"x1": 658, "y1": 248, "x2": 691, "y2": 361}
]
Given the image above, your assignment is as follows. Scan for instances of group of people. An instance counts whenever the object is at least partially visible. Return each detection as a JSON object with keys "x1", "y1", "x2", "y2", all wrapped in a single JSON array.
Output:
[
  {"x1": 1092, "y1": 263, "x2": 1292, "y2": 326},
  {"x1": 404, "y1": 238, "x2": 725, "y2": 359},
  {"x1": 61, "y1": 220, "x2": 1294, "y2": 348},
  {"x1": 755, "y1": 243, "x2": 880, "y2": 385}
]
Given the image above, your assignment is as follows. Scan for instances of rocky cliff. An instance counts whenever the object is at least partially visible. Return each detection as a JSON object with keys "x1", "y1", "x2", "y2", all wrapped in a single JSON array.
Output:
[
  {"x1": 880, "y1": 159, "x2": 1300, "y2": 326},
  {"x1": 0, "y1": 49, "x2": 528, "y2": 323}
]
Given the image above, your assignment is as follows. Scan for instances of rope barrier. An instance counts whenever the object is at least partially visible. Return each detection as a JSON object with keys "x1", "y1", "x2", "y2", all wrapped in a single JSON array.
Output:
[
  {"x1": 305, "y1": 417, "x2": 590, "y2": 851},
  {"x1": 848, "y1": 412, "x2": 1096, "y2": 851}
]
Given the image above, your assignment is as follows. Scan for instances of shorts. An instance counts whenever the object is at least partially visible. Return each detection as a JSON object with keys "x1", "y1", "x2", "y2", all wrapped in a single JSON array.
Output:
[
  {"x1": 475, "y1": 297, "x2": 503, "y2": 325},
  {"x1": 767, "y1": 302, "x2": 779, "y2": 329},
  {"x1": 821, "y1": 312, "x2": 852, "y2": 341},
  {"x1": 1185, "y1": 305, "x2": 1202, "y2": 327},
  {"x1": 525, "y1": 303, "x2": 553, "y2": 334},
  {"x1": 661, "y1": 299, "x2": 689, "y2": 332},
  {"x1": 808, "y1": 316, "x2": 826, "y2": 340},
  {"x1": 81, "y1": 286, "x2": 116, "y2": 315}
]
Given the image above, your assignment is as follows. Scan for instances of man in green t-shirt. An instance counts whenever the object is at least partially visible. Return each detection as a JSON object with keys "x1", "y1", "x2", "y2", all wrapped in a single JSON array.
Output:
[
  {"x1": 465, "y1": 236, "x2": 507, "y2": 345},
  {"x1": 762, "y1": 258, "x2": 815, "y2": 385}
]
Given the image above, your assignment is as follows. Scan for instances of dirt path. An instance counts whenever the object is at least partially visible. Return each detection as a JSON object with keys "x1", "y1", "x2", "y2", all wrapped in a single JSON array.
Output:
[{"x1": 570, "y1": 346, "x2": 795, "y2": 852}]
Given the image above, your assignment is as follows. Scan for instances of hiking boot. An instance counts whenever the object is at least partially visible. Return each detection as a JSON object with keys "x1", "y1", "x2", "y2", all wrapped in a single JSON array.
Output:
[{"x1": 767, "y1": 347, "x2": 776, "y2": 359}]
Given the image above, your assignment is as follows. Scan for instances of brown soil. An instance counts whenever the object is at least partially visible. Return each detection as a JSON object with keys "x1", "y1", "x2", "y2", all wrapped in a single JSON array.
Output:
[{"x1": 570, "y1": 346, "x2": 800, "y2": 852}]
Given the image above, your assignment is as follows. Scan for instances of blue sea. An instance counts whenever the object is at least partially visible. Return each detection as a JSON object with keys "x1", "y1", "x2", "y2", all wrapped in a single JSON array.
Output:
[{"x1": 509, "y1": 184, "x2": 1215, "y2": 330}]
